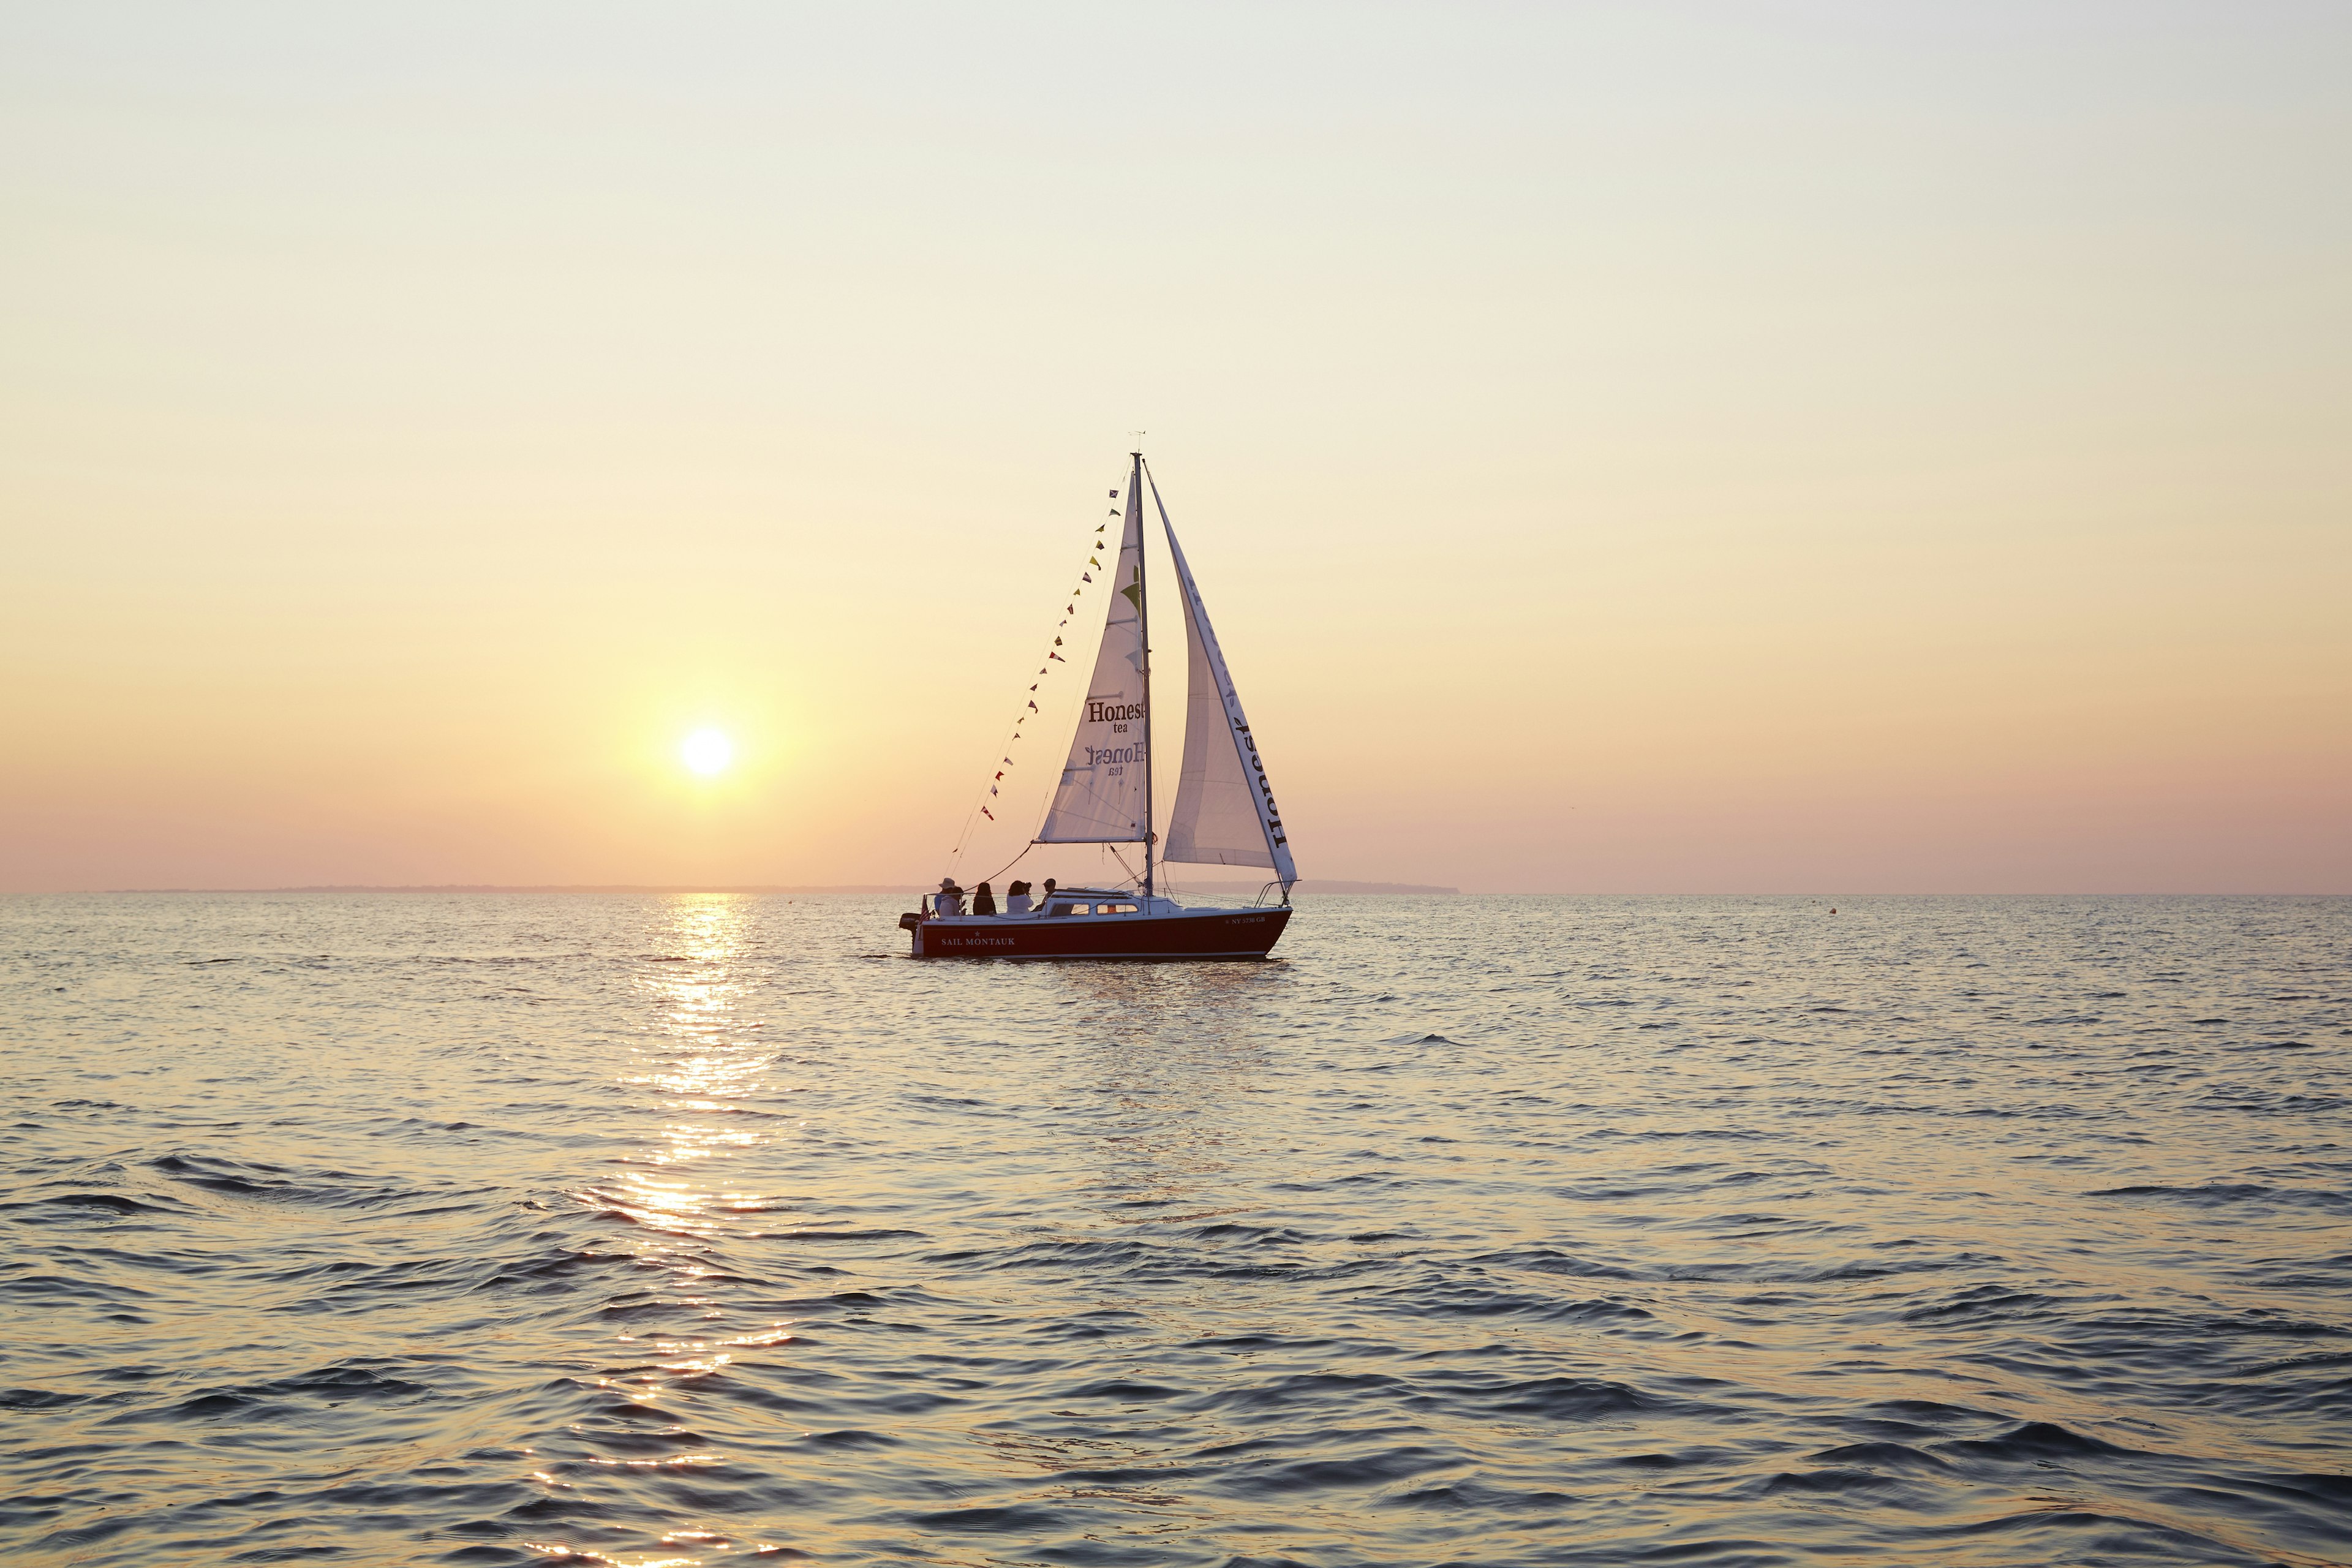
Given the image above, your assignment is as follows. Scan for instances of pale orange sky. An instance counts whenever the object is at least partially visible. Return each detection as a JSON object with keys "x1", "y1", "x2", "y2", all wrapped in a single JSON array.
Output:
[{"x1": 2, "y1": 4, "x2": 2346, "y2": 894}]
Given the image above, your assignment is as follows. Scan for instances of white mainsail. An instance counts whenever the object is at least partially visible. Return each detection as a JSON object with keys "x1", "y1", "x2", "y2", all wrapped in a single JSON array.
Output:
[
  {"x1": 1036, "y1": 467, "x2": 1152, "y2": 845},
  {"x1": 1154, "y1": 477, "x2": 1298, "y2": 884}
]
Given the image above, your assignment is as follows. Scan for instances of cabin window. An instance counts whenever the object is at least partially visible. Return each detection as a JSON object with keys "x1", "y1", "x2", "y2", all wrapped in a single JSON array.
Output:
[
  {"x1": 1103, "y1": 903, "x2": 1139, "y2": 915},
  {"x1": 1049, "y1": 902, "x2": 1084, "y2": 917}
]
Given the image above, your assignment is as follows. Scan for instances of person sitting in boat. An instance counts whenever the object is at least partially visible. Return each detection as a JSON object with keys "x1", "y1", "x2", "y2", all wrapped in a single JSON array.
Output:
[
  {"x1": 971, "y1": 881, "x2": 997, "y2": 916},
  {"x1": 1003, "y1": 880, "x2": 1033, "y2": 914},
  {"x1": 932, "y1": 878, "x2": 964, "y2": 917}
]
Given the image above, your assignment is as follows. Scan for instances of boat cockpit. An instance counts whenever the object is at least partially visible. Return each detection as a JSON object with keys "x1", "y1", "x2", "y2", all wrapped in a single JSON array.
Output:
[
  {"x1": 908, "y1": 888, "x2": 1189, "y2": 925},
  {"x1": 1034, "y1": 890, "x2": 1184, "y2": 918}
]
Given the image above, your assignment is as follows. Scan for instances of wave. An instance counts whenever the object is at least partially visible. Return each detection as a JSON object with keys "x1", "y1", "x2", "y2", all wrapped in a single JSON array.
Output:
[{"x1": 4, "y1": 892, "x2": 2346, "y2": 1566}]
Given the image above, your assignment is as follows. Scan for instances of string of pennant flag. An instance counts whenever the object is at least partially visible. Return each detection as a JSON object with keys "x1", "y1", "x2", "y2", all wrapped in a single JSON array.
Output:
[{"x1": 946, "y1": 475, "x2": 1129, "y2": 873}]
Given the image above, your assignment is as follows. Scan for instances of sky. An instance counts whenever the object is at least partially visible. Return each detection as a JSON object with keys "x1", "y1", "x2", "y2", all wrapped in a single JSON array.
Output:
[{"x1": 2, "y1": 2, "x2": 2346, "y2": 894}]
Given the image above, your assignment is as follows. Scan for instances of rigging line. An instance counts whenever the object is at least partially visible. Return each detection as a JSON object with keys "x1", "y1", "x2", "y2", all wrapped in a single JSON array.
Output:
[
  {"x1": 944, "y1": 466, "x2": 1129, "y2": 872},
  {"x1": 1104, "y1": 843, "x2": 1144, "y2": 891},
  {"x1": 962, "y1": 842, "x2": 1038, "y2": 891}
]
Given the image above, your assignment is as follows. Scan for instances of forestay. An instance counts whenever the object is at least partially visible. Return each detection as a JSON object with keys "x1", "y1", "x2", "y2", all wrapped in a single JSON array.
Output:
[
  {"x1": 1036, "y1": 475, "x2": 1151, "y2": 843},
  {"x1": 1155, "y1": 477, "x2": 1298, "y2": 884}
]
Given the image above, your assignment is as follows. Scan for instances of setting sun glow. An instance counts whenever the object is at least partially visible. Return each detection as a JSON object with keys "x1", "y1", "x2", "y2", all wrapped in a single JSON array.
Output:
[{"x1": 681, "y1": 729, "x2": 734, "y2": 777}]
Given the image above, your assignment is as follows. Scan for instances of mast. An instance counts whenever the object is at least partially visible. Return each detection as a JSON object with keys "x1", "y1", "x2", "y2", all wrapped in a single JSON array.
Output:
[{"x1": 1131, "y1": 450, "x2": 1155, "y2": 899}]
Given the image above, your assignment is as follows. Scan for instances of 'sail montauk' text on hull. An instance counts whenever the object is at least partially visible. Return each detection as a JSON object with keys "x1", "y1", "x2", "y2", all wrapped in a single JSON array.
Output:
[{"x1": 902, "y1": 451, "x2": 1298, "y2": 960}]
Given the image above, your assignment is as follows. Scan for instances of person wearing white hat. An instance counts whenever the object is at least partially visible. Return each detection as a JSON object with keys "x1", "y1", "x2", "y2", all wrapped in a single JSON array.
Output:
[{"x1": 932, "y1": 878, "x2": 965, "y2": 918}]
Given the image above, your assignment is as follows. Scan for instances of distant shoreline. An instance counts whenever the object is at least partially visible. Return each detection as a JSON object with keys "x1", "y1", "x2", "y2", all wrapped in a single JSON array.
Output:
[{"x1": 95, "y1": 880, "x2": 1464, "y2": 897}]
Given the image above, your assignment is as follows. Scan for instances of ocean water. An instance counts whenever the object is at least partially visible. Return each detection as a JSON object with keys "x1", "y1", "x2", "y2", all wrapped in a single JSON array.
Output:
[{"x1": 2, "y1": 893, "x2": 2346, "y2": 1568}]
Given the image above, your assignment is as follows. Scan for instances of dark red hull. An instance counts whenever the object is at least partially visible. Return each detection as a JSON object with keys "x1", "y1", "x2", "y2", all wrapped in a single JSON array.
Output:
[{"x1": 908, "y1": 907, "x2": 1290, "y2": 959}]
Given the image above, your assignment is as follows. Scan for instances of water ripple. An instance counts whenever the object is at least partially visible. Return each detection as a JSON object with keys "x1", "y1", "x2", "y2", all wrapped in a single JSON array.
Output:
[{"x1": 1, "y1": 892, "x2": 2345, "y2": 1565}]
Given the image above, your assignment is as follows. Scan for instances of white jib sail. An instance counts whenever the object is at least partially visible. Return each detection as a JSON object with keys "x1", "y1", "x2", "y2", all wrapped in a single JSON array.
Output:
[
  {"x1": 1156, "y1": 487, "x2": 1299, "y2": 883},
  {"x1": 1036, "y1": 475, "x2": 1150, "y2": 843}
]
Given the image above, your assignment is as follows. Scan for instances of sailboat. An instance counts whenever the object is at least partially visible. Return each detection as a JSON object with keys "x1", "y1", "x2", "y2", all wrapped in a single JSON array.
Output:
[{"x1": 899, "y1": 451, "x2": 1297, "y2": 959}]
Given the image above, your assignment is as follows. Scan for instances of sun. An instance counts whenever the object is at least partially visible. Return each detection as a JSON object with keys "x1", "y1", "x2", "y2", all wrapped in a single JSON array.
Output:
[{"x1": 681, "y1": 728, "x2": 734, "y2": 776}]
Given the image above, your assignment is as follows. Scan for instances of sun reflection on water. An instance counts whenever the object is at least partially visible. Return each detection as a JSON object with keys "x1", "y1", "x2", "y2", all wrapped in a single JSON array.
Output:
[
  {"x1": 578, "y1": 895, "x2": 778, "y2": 1240},
  {"x1": 551, "y1": 895, "x2": 805, "y2": 1559}
]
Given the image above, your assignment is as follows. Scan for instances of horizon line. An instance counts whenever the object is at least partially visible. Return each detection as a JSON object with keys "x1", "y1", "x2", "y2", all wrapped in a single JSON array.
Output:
[
  {"x1": 80, "y1": 880, "x2": 1464, "y2": 897},
  {"x1": 11, "y1": 885, "x2": 2342, "y2": 899}
]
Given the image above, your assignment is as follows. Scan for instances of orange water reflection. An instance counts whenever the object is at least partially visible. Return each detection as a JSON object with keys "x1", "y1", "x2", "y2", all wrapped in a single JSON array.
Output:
[
  {"x1": 548, "y1": 895, "x2": 800, "y2": 1564},
  {"x1": 583, "y1": 895, "x2": 776, "y2": 1242}
]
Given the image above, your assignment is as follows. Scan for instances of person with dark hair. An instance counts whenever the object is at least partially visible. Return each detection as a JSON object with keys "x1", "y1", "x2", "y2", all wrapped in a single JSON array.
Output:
[
  {"x1": 1004, "y1": 880, "x2": 1033, "y2": 914},
  {"x1": 971, "y1": 881, "x2": 997, "y2": 916}
]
